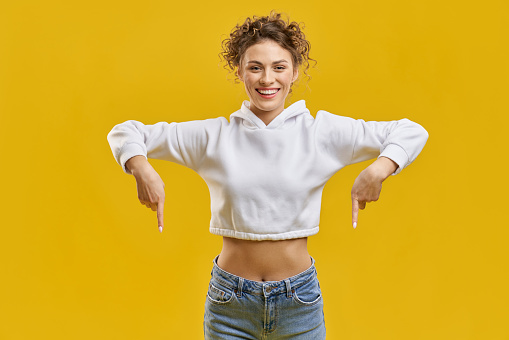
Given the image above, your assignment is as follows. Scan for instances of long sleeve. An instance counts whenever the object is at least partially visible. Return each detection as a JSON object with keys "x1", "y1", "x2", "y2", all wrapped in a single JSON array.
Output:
[
  {"x1": 107, "y1": 118, "x2": 226, "y2": 174},
  {"x1": 315, "y1": 110, "x2": 429, "y2": 175}
]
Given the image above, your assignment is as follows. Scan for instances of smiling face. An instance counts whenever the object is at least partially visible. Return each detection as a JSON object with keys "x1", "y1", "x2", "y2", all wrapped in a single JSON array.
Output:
[{"x1": 237, "y1": 40, "x2": 299, "y2": 124}]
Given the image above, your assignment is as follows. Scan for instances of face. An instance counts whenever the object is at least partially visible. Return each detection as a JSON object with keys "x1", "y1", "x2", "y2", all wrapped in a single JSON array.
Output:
[{"x1": 237, "y1": 40, "x2": 298, "y2": 120}]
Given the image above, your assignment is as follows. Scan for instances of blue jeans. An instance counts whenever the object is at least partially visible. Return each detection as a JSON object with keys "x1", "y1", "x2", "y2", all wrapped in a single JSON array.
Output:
[{"x1": 204, "y1": 255, "x2": 326, "y2": 339}]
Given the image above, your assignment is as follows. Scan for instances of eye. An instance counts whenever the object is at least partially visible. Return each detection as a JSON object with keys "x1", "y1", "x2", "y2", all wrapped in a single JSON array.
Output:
[
  {"x1": 250, "y1": 66, "x2": 261, "y2": 71},
  {"x1": 275, "y1": 66, "x2": 286, "y2": 71}
]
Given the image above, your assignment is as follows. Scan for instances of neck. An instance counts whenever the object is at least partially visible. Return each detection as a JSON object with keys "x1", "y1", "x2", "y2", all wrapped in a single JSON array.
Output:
[{"x1": 249, "y1": 104, "x2": 285, "y2": 126}]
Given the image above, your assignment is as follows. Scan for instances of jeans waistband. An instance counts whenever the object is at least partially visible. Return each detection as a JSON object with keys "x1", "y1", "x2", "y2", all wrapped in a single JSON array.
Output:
[{"x1": 210, "y1": 254, "x2": 317, "y2": 296}]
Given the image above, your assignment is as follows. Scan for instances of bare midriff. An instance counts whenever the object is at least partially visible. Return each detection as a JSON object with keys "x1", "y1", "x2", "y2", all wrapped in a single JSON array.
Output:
[{"x1": 217, "y1": 236, "x2": 312, "y2": 282}]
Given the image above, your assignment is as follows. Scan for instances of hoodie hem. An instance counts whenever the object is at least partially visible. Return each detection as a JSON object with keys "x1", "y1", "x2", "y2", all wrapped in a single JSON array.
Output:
[{"x1": 209, "y1": 226, "x2": 319, "y2": 241}]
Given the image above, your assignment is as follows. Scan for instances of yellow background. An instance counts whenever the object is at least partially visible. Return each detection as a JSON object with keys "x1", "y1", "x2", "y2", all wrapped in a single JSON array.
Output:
[{"x1": 1, "y1": 0, "x2": 507, "y2": 339}]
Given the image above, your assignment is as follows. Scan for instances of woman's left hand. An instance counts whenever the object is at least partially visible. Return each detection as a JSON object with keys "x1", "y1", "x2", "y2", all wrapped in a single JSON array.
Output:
[{"x1": 351, "y1": 157, "x2": 398, "y2": 229}]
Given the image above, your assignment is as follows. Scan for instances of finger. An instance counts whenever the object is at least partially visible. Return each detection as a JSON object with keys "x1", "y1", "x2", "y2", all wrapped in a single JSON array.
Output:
[
  {"x1": 157, "y1": 197, "x2": 164, "y2": 233},
  {"x1": 359, "y1": 201, "x2": 366, "y2": 210},
  {"x1": 146, "y1": 202, "x2": 156, "y2": 211},
  {"x1": 352, "y1": 197, "x2": 359, "y2": 229}
]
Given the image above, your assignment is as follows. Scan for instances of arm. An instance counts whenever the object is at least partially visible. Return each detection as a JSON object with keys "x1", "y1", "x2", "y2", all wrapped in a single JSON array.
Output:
[
  {"x1": 349, "y1": 119, "x2": 429, "y2": 228},
  {"x1": 315, "y1": 111, "x2": 429, "y2": 228},
  {"x1": 107, "y1": 120, "x2": 188, "y2": 174},
  {"x1": 315, "y1": 111, "x2": 429, "y2": 175},
  {"x1": 107, "y1": 118, "x2": 222, "y2": 232},
  {"x1": 107, "y1": 118, "x2": 224, "y2": 173},
  {"x1": 107, "y1": 120, "x2": 182, "y2": 232},
  {"x1": 349, "y1": 118, "x2": 429, "y2": 176}
]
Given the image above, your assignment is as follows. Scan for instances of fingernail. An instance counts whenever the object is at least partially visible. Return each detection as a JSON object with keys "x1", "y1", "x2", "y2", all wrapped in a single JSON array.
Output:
[
  {"x1": 353, "y1": 222, "x2": 357, "y2": 229},
  {"x1": 159, "y1": 226, "x2": 163, "y2": 233}
]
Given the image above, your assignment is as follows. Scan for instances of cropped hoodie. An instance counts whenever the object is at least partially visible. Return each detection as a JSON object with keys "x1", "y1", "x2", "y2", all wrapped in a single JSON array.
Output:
[{"x1": 107, "y1": 100, "x2": 429, "y2": 240}]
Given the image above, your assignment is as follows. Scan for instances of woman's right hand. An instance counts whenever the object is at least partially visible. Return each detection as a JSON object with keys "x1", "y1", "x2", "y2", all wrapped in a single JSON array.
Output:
[{"x1": 126, "y1": 156, "x2": 165, "y2": 232}]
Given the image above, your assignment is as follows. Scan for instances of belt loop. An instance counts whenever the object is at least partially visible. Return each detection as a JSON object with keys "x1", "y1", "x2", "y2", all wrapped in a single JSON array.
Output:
[
  {"x1": 237, "y1": 278, "x2": 244, "y2": 297},
  {"x1": 285, "y1": 279, "x2": 292, "y2": 298}
]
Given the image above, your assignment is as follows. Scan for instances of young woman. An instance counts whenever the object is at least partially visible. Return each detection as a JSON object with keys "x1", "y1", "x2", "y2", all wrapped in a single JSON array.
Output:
[{"x1": 107, "y1": 11, "x2": 428, "y2": 339}]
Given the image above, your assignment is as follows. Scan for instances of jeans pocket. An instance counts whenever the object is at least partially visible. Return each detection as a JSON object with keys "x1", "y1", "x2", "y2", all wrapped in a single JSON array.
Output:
[
  {"x1": 206, "y1": 281, "x2": 235, "y2": 305},
  {"x1": 292, "y1": 277, "x2": 322, "y2": 306}
]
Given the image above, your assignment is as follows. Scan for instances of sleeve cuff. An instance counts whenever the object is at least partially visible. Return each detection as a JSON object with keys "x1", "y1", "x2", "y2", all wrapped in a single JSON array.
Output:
[
  {"x1": 378, "y1": 144, "x2": 409, "y2": 176},
  {"x1": 119, "y1": 143, "x2": 147, "y2": 175}
]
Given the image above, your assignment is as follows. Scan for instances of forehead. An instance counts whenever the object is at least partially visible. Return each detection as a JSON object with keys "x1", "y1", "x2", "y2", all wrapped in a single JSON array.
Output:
[{"x1": 242, "y1": 40, "x2": 293, "y2": 64}]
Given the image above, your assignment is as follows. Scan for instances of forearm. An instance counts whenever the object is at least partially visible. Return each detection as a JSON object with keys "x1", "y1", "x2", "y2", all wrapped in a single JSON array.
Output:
[
  {"x1": 126, "y1": 155, "x2": 151, "y2": 177},
  {"x1": 368, "y1": 156, "x2": 398, "y2": 182}
]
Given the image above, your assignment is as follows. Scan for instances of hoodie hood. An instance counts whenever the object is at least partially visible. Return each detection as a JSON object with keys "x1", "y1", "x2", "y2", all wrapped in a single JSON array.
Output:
[{"x1": 230, "y1": 100, "x2": 310, "y2": 129}]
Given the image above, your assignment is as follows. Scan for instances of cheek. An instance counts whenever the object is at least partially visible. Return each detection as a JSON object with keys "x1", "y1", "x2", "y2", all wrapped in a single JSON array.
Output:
[
  {"x1": 244, "y1": 75, "x2": 258, "y2": 86},
  {"x1": 242, "y1": 78, "x2": 256, "y2": 97},
  {"x1": 282, "y1": 72, "x2": 295, "y2": 85}
]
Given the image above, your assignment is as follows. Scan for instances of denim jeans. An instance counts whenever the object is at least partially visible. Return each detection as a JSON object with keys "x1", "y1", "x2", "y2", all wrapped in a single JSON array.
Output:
[{"x1": 204, "y1": 255, "x2": 326, "y2": 339}]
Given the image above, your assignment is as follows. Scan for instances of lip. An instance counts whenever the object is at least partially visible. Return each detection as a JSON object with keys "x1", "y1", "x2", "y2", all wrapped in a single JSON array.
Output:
[{"x1": 255, "y1": 88, "x2": 280, "y2": 99}]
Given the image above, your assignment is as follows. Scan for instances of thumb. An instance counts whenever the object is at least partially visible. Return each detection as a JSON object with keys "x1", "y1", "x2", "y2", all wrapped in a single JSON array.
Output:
[
  {"x1": 157, "y1": 197, "x2": 164, "y2": 233},
  {"x1": 352, "y1": 197, "x2": 359, "y2": 229}
]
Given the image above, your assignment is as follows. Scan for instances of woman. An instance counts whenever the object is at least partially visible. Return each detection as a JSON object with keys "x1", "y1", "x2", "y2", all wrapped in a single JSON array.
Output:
[{"x1": 107, "y1": 11, "x2": 428, "y2": 339}]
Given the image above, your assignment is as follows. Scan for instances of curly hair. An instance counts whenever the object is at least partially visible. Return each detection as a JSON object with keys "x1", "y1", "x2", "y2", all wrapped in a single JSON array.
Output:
[{"x1": 220, "y1": 11, "x2": 315, "y2": 87}]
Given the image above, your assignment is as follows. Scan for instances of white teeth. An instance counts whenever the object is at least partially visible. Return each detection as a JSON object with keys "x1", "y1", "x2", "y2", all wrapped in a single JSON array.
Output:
[{"x1": 258, "y1": 89, "x2": 278, "y2": 95}]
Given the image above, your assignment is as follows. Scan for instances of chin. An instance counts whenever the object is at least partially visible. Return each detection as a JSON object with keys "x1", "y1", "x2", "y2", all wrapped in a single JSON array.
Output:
[{"x1": 253, "y1": 100, "x2": 283, "y2": 112}]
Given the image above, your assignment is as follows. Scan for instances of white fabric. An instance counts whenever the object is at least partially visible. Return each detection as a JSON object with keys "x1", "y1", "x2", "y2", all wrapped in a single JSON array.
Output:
[{"x1": 107, "y1": 100, "x2": 429, "y2": 240}]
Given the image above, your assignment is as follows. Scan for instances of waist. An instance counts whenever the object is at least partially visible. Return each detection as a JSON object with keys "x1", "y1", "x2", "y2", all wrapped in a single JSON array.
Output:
[
  {"x1": 211, "y1": 254, "x2": 317, "y2": 295},
  {"x1": 217, "y1": 236, "x2": 311, "y2": 282}
]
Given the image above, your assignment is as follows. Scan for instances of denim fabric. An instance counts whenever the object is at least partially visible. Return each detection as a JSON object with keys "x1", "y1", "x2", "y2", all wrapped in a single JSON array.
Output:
[{"x1": 204, "y1": 255, "x2": 326, "y2": 339}]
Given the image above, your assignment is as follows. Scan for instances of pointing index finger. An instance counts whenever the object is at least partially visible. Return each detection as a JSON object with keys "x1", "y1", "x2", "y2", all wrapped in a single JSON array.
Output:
[
  {"x1": 157, "y1": 197, "x2": 164, "y2": 233},
  {"x1": 352, "y1": 197, "x2": 359, "y2": 229}
]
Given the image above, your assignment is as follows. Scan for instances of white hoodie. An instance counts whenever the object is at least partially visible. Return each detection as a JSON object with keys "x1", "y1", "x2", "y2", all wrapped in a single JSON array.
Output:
[{"x1": 107, "y1": 100, "x2": 429, "y2": 240}]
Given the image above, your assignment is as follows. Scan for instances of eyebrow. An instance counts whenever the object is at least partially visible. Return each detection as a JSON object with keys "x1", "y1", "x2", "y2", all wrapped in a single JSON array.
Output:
[{"x1": 247, "y1": 59, "x2": 289, "y2": 65}]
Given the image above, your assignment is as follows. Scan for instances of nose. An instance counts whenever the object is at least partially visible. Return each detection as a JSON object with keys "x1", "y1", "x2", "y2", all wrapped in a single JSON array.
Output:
[{"x1": 260, "y1": 70, "x2": 275, "y2": 85}]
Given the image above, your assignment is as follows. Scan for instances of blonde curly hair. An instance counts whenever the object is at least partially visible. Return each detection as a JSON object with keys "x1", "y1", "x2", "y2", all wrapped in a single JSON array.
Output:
[{"x1": 220, "y1": 11, "x2": 315, "y2": 88}]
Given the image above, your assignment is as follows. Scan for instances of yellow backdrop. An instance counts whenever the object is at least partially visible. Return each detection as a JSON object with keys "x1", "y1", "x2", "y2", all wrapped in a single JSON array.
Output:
[{"x1": 1, "y1": 0, "x2": 507, "y2": 339}]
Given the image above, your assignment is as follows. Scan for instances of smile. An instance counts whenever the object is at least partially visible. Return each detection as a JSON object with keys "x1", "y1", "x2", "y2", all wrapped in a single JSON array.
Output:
[{"x1": 256, "y1": 88, "x2": 280, "y2": 98}]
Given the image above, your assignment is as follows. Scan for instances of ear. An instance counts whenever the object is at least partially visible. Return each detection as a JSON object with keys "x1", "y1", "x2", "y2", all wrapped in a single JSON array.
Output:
[
  {"x1": 237, "y1": 67, "x2": 244, "y2": 82},
  {"x1": 292, "y1": 68, "x2": 299, "y2": 83}
]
